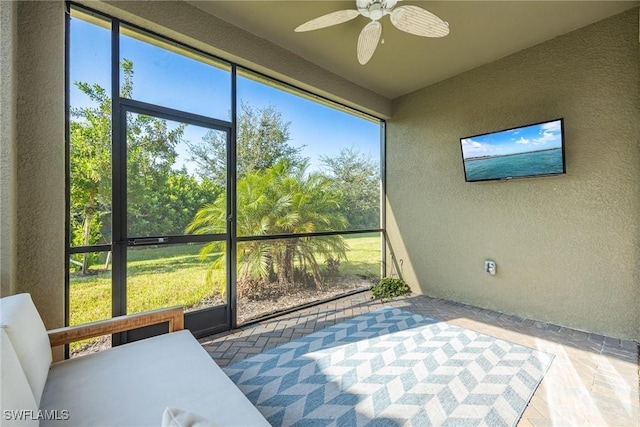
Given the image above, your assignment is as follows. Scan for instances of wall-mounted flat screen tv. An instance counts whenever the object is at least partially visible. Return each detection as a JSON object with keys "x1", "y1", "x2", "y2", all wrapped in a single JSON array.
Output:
[{"x1": 460, "y1": 118, "x2": 565, "y2": 182}]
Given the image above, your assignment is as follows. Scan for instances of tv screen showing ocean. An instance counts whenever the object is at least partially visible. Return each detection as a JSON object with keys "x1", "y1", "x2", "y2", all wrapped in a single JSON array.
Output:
[{"x1": 464, "y1": 148, "x2": 564, "y2": 182}]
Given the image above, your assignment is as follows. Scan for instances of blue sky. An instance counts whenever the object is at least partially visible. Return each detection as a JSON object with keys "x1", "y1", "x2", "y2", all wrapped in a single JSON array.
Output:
[
  {"x1": 461, "y1": 119, "x2": 563, "y2": 160},
  {"x1": 70, "y1": 16, "x2": 381, "y2": 174}
]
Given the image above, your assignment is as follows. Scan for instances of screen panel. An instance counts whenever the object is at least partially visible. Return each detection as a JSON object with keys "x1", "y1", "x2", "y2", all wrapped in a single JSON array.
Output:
[
  {"x1": 236, "y1": 232, "x2": 381, "y2": 324},
  {"x1": 235, "y1": 70, "x2": 382, "y2": 236},
  {"x1": 120, "y1": 25, "x2": 231, "y2": 120}
]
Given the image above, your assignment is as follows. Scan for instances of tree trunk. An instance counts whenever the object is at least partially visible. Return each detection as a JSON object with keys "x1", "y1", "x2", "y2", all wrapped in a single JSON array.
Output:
[
  {"x1": 81, "y1": 216, "x2": 90, "y2": 275},
  {"x1": 310, "y1": 258, "x2": 323, "y2": 289},
  {"x1": 104, "y1": 251, "x2": 112, "y2": 269},
  {"x1": 265, "y1": 253, "x2": 276, "y2": 282},
  {"x1": 278, "y1": 241, "x2": 296, "y2": 285},
  {"x1": 81, "y1": 198, "x2": 95, "y2": 275},
  {"x1": 286, "y1": 241, "x2": 296, "y2": 284}
]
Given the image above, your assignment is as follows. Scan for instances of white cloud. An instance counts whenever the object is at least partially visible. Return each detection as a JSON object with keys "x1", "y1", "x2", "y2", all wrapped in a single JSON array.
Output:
[
  {"x1": 516, "y1": 137, "x2": 530, "y2": 145},
  {"x1": 541, "y1": 120, "x2": 561, "y2": 133},
  {"x1": 531, "y1": 120, "x2": 562, "y2": 145},
  {"x1": 461, "y1": 138, "x2": 497, "y2": 159},
  {"x1": 461, "y1": 138, "x2": 482, "y2": 148},
  {"x1": 533, "y1": 130, "x2": 560, "y2": 145}
]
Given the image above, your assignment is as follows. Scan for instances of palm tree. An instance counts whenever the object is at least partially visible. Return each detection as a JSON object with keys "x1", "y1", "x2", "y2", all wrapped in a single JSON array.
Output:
[{"x1": 187, "y1": 159, "x2": 348, "y2": 297}]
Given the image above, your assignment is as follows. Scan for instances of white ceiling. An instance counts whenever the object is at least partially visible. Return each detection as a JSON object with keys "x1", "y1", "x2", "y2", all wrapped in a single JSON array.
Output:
[{"x1": 187, "y1": 1, "x2": 638, "y2": 99}]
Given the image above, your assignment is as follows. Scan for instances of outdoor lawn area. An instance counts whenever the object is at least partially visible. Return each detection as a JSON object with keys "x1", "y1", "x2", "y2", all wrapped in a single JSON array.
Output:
[{"x1": 69, "y1": 233, "x2": 381, "y2": 353}]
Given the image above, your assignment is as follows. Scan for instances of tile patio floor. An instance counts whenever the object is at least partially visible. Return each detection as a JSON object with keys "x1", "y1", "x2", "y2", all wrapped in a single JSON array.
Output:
[{"x1": 200, "y1": 291, "x2": 639, "y2": 426}]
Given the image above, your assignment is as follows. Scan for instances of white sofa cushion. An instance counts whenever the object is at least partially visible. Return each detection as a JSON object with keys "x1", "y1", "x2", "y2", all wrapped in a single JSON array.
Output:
[
  {"x1": 0, "y1": 294, "x2": 52, "y2": 406},
  {"x1": 1, "y1": 328, "x2": 39, "y2": 427},
  {"x1": 40, "y1": 330, "x2": 269, "y2": 427}
]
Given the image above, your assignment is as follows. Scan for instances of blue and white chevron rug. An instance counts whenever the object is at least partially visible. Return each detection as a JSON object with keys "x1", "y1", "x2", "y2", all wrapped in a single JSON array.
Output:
[{"x1": 223, "y1": 307, "x2": 554, "y2": 427}]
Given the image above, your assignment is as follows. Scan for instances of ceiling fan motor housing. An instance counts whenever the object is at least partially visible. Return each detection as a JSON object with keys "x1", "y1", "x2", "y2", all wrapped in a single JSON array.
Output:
[{"x1": 357, "y1": 0, "x2": 399, "y2": 21}]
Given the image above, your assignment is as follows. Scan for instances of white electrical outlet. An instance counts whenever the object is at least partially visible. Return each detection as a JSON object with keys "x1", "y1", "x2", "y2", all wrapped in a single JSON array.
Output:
[{"x1": 485, "y1": 260, "x2": 496, "y2": 275}]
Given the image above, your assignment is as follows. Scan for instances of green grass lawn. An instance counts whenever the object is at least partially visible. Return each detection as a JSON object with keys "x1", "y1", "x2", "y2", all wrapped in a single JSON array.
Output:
[
  {"x1": 69, "y1": 233, "x2": 381, "y2": 352},
  {"x1": 340, "y1": 232, "x2": 382, "y2": 277}
]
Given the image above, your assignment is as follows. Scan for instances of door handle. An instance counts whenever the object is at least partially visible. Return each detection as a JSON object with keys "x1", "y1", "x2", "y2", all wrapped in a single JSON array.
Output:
[{"x1": 128, "y1": 237, "x2": 170, "y2": 246}]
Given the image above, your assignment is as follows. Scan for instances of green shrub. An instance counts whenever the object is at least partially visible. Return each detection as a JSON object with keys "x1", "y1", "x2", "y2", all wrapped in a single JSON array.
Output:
[{"x1": 371, "y1": 277, "x2": 411, "y2": 300}]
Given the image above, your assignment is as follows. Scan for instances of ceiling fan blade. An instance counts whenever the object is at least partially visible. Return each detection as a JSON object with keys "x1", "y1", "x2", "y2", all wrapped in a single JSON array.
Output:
[
  {"x1": 357, "y1": 20, "x2": 382, "y2": 65},
  {"x1": 295, "y1": 9, "x2": 359, "y2": 32},
  {"x1": 390, "y1": 5, "x2": 449, "y2": 38}
]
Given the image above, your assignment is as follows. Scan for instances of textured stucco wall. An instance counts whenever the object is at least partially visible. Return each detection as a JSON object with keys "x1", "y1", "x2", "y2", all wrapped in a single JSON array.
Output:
[
  {"x1": 387, "y1": 8, "x2": 639, "y2": 340},
  {"x1": 13, "y1": 1, "x2": 66, "y2": 331},
  {"x1": 0, "y1": 1, "x2": 17, "y2": 297},
  {"x1": 81, "y1": 0, "x2": 392, "y2": 119}
]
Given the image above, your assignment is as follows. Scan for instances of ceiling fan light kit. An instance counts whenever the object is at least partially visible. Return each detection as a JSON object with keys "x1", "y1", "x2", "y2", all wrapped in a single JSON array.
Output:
[{"x1": 295, "y1": 0, "x2": 449, "y2": 65}]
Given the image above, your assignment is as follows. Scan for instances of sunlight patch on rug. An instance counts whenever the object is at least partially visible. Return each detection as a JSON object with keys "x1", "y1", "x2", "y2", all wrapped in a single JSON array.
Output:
[{"x1": 223, "y1": 307, "x2": 554, "y2": 427}]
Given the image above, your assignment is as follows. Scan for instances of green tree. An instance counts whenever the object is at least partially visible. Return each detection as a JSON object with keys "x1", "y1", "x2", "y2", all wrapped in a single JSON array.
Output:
[
  {"x1": 158, "y1": 172, "x2": 221, "y2": 236},
  {"x1": 320, "y1": 147, "x2": 380, "y2": 230},
  {"x1": 69, "y1": 64, "x2": 129, "y2": 272},
  {"x1": 70, "y1": 59, "x2": 219, "y2": 271},
  {"x1": 187, "y1": 160, "x2": 348, "y2": 298},
  {"x1": 188, "y1": 101, "x2": 305, "y2": 186},
  {"x1": 127, "y1": 167, "x2": 221, "y2": 237},
  {"x1": 126, "y1": 113, "x2": 183, "y2": 237}
]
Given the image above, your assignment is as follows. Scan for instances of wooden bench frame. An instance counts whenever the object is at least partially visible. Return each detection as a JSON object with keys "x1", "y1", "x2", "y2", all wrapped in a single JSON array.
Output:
[{"x1": 48, "y1": 306, "x2": 184, "y2": 348}]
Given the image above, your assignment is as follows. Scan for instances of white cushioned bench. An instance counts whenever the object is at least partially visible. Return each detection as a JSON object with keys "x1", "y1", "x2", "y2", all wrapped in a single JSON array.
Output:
[{"x1": 1, "y1": 294, "x2": 270, "y2": 427}]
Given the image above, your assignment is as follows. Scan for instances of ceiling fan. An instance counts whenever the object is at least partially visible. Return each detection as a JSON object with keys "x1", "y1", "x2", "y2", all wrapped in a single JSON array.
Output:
[{"x1": 295, "y1": 0, "x2": 450, "y2": 65}]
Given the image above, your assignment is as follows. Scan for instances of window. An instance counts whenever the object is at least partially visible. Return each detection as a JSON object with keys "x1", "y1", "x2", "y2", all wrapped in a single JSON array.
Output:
[
  {"x1": 236, "y1": 69, "x2": 382, "y2": 235},
  {"x1": 120, "y1": 25, "x2": 231, "y2": 119},
  {"x1": 68, "y1": 8, "x2": 113, "y2": 355},
  {"x1": 67, "y1": 4, "x2": 384, "y2": 350}
]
